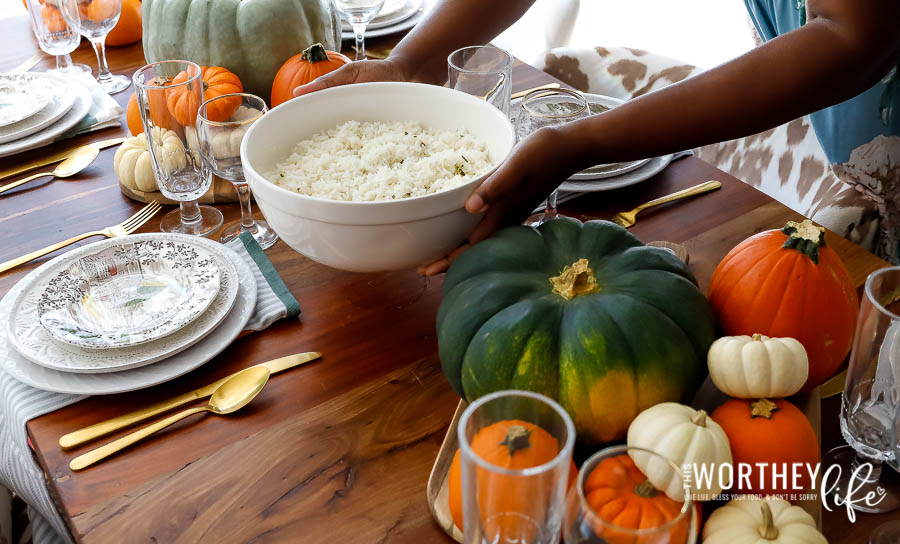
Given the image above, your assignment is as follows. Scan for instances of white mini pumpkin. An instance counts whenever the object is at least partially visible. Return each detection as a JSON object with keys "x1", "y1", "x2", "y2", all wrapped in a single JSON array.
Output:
[
  {"x1": 626, "y1": 402, "x2": 732, "y2": 500},
  {"x1": 708, "y1": 334, "x2": 809, "y2": 398},
  {"x1": 702, "y1": 497, "x2": 826, "y2": 544},
  {"x1": 113, "y1": 135, "x2": 157, "y2": 193}
]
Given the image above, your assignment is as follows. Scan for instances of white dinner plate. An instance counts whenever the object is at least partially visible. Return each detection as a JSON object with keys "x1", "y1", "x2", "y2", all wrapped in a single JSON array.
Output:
[
  {"x1": 341, "y1": 0, "x2": 427, "y2": 40},
  {"x1": 0, "y1": 80, "x2": 91, "y2": 159},
  {"x1": 0, "y1": 74, "x2": 76, "y2": 145},
  {"x1": 7, "y1": 234, "x2": 240, "y2": 374},
  {"x1": 0, "y1": 73, "x2": 55, "y2": 127},
  {"x1": 0, "y1": 246, "x2": 256, "y2": 395},
  {"x1": 557, "y1": 153, "x2": 675, "y2": 193},
  {"x1": 38, "y1": 239, "x2": 222, "y2": 350},
  {"x1": 341, "y1": 0, "x2": 421, "y2": 32}
]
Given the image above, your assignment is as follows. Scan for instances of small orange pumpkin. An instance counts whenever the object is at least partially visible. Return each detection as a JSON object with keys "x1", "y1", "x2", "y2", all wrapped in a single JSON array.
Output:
[
  {"x1": 708, "y1": 219, "x2": 858, "y2": 390},
  {"x1": 711, "y1": 398, "x2": 820, "y2": 498},
  {"x1": 270, "y1": 43, "x2": 350, "y2": 107},
  {"x1": 583, "y1": 454, "x2": 691, "y2": 543},
  {"x1": 85, "y1": 0, "x2": 118, "y2": 22},
  {"x1": 125, "y1": 93, "x2": 142, "y2": 135},
  {"x1": 40, "y1": 4, "x2": 67, "y2": 33},
  {"x1": 127, "y1": 81, "x2": 175, "y2": 133},
  {"x1": 447, "y1": 420, "x2": 576, "y2": 535},
  {"x1": 106, "y1": 0, "x2": 142, "y2": 46},
  {"x1": 167, "y1": 66, "x2": 243, "y2": 126}
]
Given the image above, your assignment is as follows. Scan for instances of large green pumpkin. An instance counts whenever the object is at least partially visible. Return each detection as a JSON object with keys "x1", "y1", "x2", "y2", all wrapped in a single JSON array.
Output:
[
  {"x1": 437, "y1": 218, "x2": 715, "y2": 444},
  {"x1": 142, "y1": 0, "x2": 341, "y2": 102}
]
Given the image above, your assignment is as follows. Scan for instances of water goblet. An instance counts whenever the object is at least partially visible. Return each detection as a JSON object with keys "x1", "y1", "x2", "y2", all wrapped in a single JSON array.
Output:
[
  {"x1": 196, "y1": 93, "x2": 278, "y2": 249},
  {"x1": 822, "y1": 265, "x2": 900, "y2": 514},
  {"x1": 448, "y1": 45, "x2": 514, "y2": 116},
  {"x1": 515, "y1": 88, "x2": 588, "y2": 226},
  {"x1": 24, "y1": 0, "x2": 91, "y2": 74},
  {"x1": 868, "y1": 402, "x2": 900, "y2": 543},
  {"x1": 133, "y1": 60, "x2": 223, "y2": 237},
  {"x1": 335, "y1": 0, "x2": 385, "y2": 61},
  {"x1": 57, "y1": 0, "x2": 130, "y2": 93},
  {"x1": 458, "y1": 390, "x2": 575, "y2": 544}
]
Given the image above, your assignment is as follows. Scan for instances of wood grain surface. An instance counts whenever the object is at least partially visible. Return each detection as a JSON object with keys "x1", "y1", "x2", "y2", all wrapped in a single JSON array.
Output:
[{"x1": 0, "y1": 15, "x2": 895, "y2": 544}]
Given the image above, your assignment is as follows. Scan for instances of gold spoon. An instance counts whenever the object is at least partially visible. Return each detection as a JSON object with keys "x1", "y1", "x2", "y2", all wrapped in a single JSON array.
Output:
[
  {"x1": 0, "y1": 144, "x2": 99, "y2": 194},
  {"x1": 69, "y1": 367, "x2": 271, "y2": 471}
]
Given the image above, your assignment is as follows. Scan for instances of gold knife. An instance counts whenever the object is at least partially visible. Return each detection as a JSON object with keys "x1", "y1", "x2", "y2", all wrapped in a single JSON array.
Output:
[
  {"x1": 0, "y1": 137, "x2": 127, "y2": 182},
  {"x1": 59, "y1": 351, "x2": 322, "y2": 449}
]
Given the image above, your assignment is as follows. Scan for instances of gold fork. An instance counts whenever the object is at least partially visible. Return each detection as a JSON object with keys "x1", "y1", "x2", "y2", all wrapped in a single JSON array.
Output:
[
  {"x1": 0, "y1": 201, "x2": 162, "y2": 274},
  {"x1": 610, "y1": 180, "x2": 722, "y2": 228}
]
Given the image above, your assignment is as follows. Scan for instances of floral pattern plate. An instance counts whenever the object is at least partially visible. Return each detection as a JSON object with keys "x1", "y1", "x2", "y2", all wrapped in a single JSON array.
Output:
[
  {"x1": 0, "y1": 74, "x2": 54, "y2": 128},
  {"x1": 37, "y1": 240, "x2": 222, "y2": 350},
  {"x1": 0, "y1": 245, "x2": 255, "y2": 393},
  {"x1": 0, "y1": 73, "x2": 75, "y2": 145},
  {"x1": 7, "y1": 234, "x2": 240, "y2": 374}
]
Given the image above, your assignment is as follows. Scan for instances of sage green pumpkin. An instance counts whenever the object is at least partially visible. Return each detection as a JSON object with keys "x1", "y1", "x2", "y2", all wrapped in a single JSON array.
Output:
[
  {"x1": 142, "y1": 0, "x2": 341, "y2": 102},
  {"x1": 437, "y1": 218, "x2": 715, "y2": 444}
]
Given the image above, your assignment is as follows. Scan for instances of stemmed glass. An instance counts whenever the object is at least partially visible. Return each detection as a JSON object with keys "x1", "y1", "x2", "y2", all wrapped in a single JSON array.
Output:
[
  {"x1": 57, "y1": 0, "x2": 131, "y2": 93},
  {"x1": 133, "y1": 60, "x2": 223, "y2": 237},
  {"x1": 869, "y1": 403, "x2": 900, "y2": 543},
  {"x1": 515, "y1": 88, "x2": 588, "y2": 226},
  {"x1": 24, "y1": 0, "x2": 91, "y2": 74},
  {"x1": 196, "y1": 93, "x2": 278, "y2": 249},
  {"x1": 334, "y1": 0, "x2": 385, "y2": 61},
  {"x1": 823, "y1": 265, "x2": 900, "y2": 514}
]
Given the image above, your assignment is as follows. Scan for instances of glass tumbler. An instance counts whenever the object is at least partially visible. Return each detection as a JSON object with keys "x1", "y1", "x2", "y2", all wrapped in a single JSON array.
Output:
[
  {"x1": 57, "y1": 0, "x2": 130, "y2": 93},
  {"x1": 196, "y1": 93, "x2": 278, "y2": 249},
  {"x1": 133, "y1": 60, "x2": 224, "y2": 237},
  {"x1": 823, "y1": 265, "x2": 900, "y2": 513},
  {"x1": 24, "y1": 0, "x2": 90, "y2": 74},
  {"x1": 564, "y1": 446, "x2": 697, "y2": 544},
  {"x1": 448, "y1": 45, "x2": 514, "y2": 116},
  {"x1": 458, "y1": 390, "x2": 575, "y2": 544}
]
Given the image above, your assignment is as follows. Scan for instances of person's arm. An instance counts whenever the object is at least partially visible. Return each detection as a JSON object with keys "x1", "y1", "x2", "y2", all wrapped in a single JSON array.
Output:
[
  {"x1": 455, "y1": 0, "x2": 900, "y2": 257},
  {"x1": 294, "y1": 0, "x2": 535, "y2": 94}
]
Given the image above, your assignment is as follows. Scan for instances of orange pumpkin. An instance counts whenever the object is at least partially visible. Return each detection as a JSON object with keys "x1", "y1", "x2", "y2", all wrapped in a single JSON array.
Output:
[
  {"x1": 128, "y1": 81, "x2": 175, "y2": 133},
  {"x1": 708, "y1": 219, "x2": 858, "y2": 390},
  {"x1": 40, "y1": 4, "x2": 67, "y2": 33},
  {"x1": 270, "y1": 43, "x2": 350, "y2": 107},
  {"x1": 167, "y1": 66, "x2": 242, "y2": 126},
  {"x1": 86, "y1": 0, "x2": 118, "y2": 22},
  {"x1": 447, "y1": 420, "x2": 576, "y2": 535},
  {"x1": 711, "y1": 398, "x2": 820, "y2": 498},
  {"x1": 125, "y1": 93, "x2": 142, "y2": 135},
  {"x1": 582, "y1": 454, "x2": 692, "y2": 543},
  {"x1": 106, "y1": 0, "x2": 141, "y2": 46}
]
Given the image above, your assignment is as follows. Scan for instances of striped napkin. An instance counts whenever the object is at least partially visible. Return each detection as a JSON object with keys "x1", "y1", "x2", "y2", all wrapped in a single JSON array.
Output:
[
  {"x1": 0, "y1": 232, "x2": 300, "y2": 544},
  {"x1": 56, "y1": 71, "x2": 123, "y2": 141}
]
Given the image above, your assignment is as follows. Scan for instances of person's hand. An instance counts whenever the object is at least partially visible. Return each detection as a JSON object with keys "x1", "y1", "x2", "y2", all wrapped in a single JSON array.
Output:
[
  {"x1": 292, "y1": 58, "x2": 415, "y2": 97},
  {"x1": 418, "y1": 124, "x2": 587, "y2": 275}
]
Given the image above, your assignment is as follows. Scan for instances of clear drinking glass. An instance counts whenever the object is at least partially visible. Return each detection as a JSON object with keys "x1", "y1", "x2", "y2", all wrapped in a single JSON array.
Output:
[
  {"x1": 196, "y1": 93, "x2": 278, "y2": 249},
  {"x1": 25, "y1": 0, "x2": 92, "y2": 74},
  {"x1": 57, "y1": 0, "x2": 130, "y2": 93},
  {"x1": 515, "y1": 88, "x2": 588, "y2": 226},
  {"x1": 869, "y1": 402, "x2": 900, "y2": 543},
  {"x1": 335, "y1": 0, "x2": 385, "y2": 61},
  {"x1": 458, "y1": 390, "x2": 575, "y2": 544},
  {"x1": 823, "y1": 266, "x2": 900, "y2": 514},
  {"x1": 133, "y1": 60, "x2": 223, "y2": 237},
  {"x1": 448, "y1": 46, "x2": 514, "y2": 116}
]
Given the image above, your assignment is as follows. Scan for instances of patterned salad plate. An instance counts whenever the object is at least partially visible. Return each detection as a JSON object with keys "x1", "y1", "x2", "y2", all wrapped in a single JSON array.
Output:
[
  {"x1": 7, "y1": 234, "x2": 240, "y2": 374},
  {"x1": 0, "y1": 73, "x2": 54, "y2": 128},
  {"x1": 38, "y1": 239, "x2": 222, "y2": 350},
  {"x1": 0, "y1": 73, "x2": 75, "y2": 145}
]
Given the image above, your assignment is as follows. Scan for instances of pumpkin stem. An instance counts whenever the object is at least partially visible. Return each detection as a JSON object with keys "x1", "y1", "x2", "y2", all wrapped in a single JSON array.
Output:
[
  {"x1": 781, "y1": 219, "x2": 825, "y2": 265},
  {"x1": 499, "y1": 425, "x2": 532, "y2": 457},
  {"x1": 751, "y1": 333, "x2": 765, "y2": 341},
  {"x1": 633, "y1": 480, "x2": 659, "y2": 499},
  {"x1": 690, "y1": 409, "x2": 708, "y2": 427},
  {"x1": 750, "y1": 398, "x2": 779, "y2": 419},
  {"x1": 758, "y1": 503, "x2": 780, "y2": 540},
  {"x1": 302, "y1": 43, "x2": 331, "y2": 64},
  {"x1": 549, "y1": 258, "x2": 600, "y2": 300}
]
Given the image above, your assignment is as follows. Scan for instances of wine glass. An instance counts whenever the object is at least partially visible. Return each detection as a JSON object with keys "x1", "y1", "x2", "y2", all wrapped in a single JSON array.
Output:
[
  {"x1": 823, "y1": 265, "x2": 900, "y2": 514},
  {"x1": 196, "y1": 93, "x2": 278, "y2": 249},
  {"x1": 335, "y1": 0, "x2": 385, "y2": 61},
  {"x1": 515, "y1": 88, "x2": 588, "y2": 226},
  {"x1": 564, "y1": 445, "x2": 697, "y2": 544},
  {"x1": 869, "y1": 403, "x2": 900, "y2": 543},
  {"x1": 57, "y1": 0, "x2": 130, "y2": 93},
  {"x1": 458, "y1": 390, "x2": 575, "y2": 544},
  {"x1": 24, "y1": 0, "x2": 91, "y2": 74},
  {"x1": 133, "y1": 60, "x2": 223, "y2": 237}
]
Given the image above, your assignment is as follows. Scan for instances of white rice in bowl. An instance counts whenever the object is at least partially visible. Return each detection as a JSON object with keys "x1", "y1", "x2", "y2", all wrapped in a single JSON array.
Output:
[{"x1": 265, "y1": 120, "x2": 494, "y2": 201}]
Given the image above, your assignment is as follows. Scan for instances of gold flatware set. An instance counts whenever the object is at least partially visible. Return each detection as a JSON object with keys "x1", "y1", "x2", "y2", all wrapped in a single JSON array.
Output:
[
  {"x1": 64, "y1": 352, "x2": 322, "y2": 470},
  {"x1": 610, "y1": 180, "x2": 722, "y2": 228}
]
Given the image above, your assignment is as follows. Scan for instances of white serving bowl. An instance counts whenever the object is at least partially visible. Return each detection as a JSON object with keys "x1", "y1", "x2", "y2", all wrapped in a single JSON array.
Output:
[{"x1": 241, "y1": 82, "x2": 515, "y2": 272}]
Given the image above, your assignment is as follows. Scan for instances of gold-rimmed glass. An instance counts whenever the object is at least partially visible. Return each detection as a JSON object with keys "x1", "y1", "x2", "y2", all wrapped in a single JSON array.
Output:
[
  {"x1": 196, "y1": 93, "x2": 278, "y2": 249},
  {"x1": 515, "y1": 88, "x2": 588, "y2": 226},
  {"x1": 565, "y1": 445, "x2": 697, "y2": 544}
]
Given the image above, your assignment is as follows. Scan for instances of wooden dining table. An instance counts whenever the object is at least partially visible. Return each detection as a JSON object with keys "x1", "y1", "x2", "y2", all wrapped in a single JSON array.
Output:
[{"x1": 1, "y1": 13, "x2": 898, "y2": 544}]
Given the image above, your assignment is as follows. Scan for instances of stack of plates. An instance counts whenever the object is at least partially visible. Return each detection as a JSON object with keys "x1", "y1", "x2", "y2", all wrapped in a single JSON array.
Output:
[
  {"x1": 0, "y1": 234, "x2": 258, "y2": 395},
  {"x1": 340, "y1": 0, "x2": 426, "y2": 40}
]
